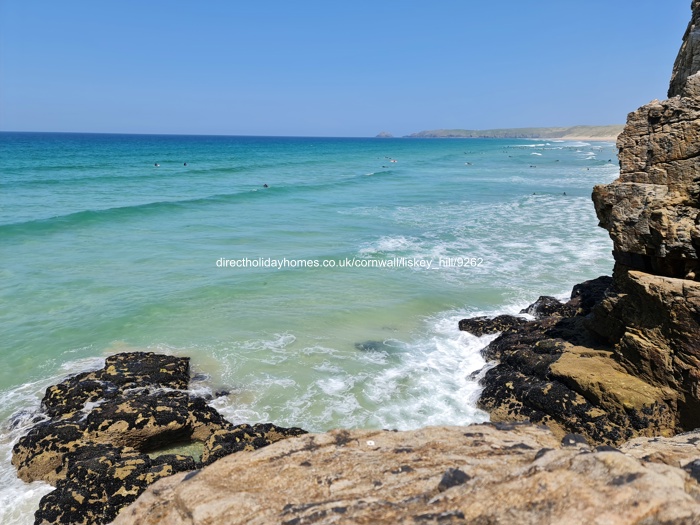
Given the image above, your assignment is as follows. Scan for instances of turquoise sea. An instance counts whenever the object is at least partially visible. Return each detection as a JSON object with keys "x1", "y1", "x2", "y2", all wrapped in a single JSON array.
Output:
[{"x1": 0, "y1": 132, "x2": 618, "y2": 522}]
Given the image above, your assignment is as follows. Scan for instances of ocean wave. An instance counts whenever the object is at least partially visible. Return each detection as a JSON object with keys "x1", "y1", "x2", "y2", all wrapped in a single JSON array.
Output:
[
  {"x1": 207, "y1": 308, "x2": 504, "y2": 432},
  {"x1": 0, "y1": 354, "x2": 109, "y2": 525},
  {"x1": 0, "y1": 170, "x2": 402, "y2": 236}
]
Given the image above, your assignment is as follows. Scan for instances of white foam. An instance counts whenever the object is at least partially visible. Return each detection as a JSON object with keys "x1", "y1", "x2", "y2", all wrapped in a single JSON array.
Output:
[
  {"x1": 359, "y1": 235, "x2": 420, "y2": 255},
  {"x1": 208, "y1": 305, "x2": 522, "y2": 434},
  {"x1": 0, "y1": 379, "x2": 62, "y2": 525}
]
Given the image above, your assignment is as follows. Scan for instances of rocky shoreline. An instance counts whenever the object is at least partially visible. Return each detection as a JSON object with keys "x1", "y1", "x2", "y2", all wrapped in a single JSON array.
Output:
[
  {"x1": 12, "y1": 352, "x2": 305, "y2": 525},
  {"x1": 460, "y1": 0, "x2": 699, "y2": 449},
  {"x1": 460, "y1": 277, "x2": 676, "y2": 445},
  {"x1": 14, "y1": 348, "x2": 700, "y2": 524},
  {"x1": 10, "y1": 2, "x2": 700, "y2": 523}
]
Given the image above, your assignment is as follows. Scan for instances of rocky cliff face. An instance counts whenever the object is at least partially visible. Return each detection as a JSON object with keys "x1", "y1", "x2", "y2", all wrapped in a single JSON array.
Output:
[
  {"x1": 458, "y1": 0, "x2": 700, "y2": 446},
  {"x1": 669, "y1": 0, "x2": 700, "y2": 99},
  {"x1": 589, "y1": 0, "x2": 700, "y2": 432},
  {"x1": 594, "y1": 0, "x2": 700, "y2": 279}
]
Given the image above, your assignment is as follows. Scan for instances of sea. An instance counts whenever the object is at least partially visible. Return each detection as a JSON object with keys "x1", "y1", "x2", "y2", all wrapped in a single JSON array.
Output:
[{"x1": 0, "y1": 132, "x2": 618, "y2": 522}]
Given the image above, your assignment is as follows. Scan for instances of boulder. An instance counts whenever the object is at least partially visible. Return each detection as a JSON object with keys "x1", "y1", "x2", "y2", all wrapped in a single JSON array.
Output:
[
  {"x1": 12, "y1": 352, "x2": 306, "y2": 525},
  {"x1": 111, "y1": 425, "x2": 700, "y2": 525}
]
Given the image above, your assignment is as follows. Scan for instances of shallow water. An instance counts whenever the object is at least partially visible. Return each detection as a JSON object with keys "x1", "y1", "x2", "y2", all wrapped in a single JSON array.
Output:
[{"x1": 0, "y1": 133, "x2": 618, "y2": 522}]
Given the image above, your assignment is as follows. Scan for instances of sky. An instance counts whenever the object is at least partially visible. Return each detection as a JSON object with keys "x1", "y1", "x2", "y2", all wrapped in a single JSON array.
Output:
[{"x1": 0, "y1": 1, "x2": 692, "y2": 137}]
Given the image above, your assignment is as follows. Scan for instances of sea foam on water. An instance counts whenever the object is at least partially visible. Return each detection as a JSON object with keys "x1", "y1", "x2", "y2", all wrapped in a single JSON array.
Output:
[{"x1": 0, "y1": 134, "x2": 619, "y2": 523}]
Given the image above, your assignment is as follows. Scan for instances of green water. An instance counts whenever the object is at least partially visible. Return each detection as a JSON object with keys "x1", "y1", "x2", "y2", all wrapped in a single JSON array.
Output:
[{"x1": 0, "y1": 132, "x2": 618, "y2": 522}]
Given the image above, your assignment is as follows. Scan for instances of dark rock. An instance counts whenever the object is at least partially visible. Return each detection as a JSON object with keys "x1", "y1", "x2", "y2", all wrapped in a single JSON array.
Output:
[
  {"x1": 561, "y1": 433, "x2": 589, "y2": 447},
  {"x1": 201, "y1": 423, "x2": 308, "y2": 464},
  {"x1": 534, "y1": 448, "x2": 554, "y2": 460},
  {"x1": 437, "y1": 468, "x2": 471, "y2": 492},
  {"x1": 11, "y1": 352, "x2": 307, "y2": 525},
  {"x1": 568, "y1": 276, "x2": 613, "y2": 316},
  {"x1": 458, "y1": 315, "x2": 528, "y2": 336},
  {"x1": 475, "y1": 278, "x2": 676, "y2": 445},
  {"x1": 520, "y1": 296, "x2": 575, "y2": 319},
  {"x1": 684, "y1": 459, "x2": 700, "y2": 483},
  {"x1": 594, "y1": 445, "x2": 622, "y2": 453}
]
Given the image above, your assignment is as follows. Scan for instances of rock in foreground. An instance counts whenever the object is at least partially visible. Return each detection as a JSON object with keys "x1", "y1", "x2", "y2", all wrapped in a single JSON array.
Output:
[
  {"x1": 11, "y1": 352, "x2": 306, "y2": 525},
  {"x1": 112, "y1": 424, "x2": 700, "y2": 525}
]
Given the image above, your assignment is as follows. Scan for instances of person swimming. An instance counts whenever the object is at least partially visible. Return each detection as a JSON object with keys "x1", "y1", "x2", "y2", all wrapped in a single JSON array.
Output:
[
  {"x1": 154, "y1": 163, "x2": 160, "y2": 167},
  {"x1": 263, "y1": 184, "x2": 268, "y2": 188}
]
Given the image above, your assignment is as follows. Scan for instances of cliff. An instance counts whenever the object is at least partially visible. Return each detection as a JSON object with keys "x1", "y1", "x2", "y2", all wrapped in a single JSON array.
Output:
[
  {"x1": 589, "y1": 0, "x2": 700, "y2": 431},
  {"x1": 669, "y1": 0, "x2": 700, "y2": 98},
  {"x1": 465, "y1": 0, "x2": 700, "y2": 445}
]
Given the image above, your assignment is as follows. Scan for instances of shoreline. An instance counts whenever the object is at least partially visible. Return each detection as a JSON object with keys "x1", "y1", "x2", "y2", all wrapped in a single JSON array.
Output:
[{"x1": 556, "y1": 135, "x2": 619, "y2": 142}]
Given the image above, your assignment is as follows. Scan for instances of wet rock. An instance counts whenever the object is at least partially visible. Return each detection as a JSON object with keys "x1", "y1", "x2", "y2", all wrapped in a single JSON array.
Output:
[
  {"x1": 567, "y1": 275, "x2": 613, "y2": 315},
  {"x1": 458, "y1": 315, "x2": 528, "y2": 336},
  {"x1": 202, "y1": 423, "x2": 307, "y2": 464},
  {"x1": 519, "y1": 296, "x2": 575, "y2": 319},
  {"x1": 12, "y1": 352, "x2": 306, "y2": 525},
  {"x1": 474, "y1": 278, "x2": 676, "y2": 445}
]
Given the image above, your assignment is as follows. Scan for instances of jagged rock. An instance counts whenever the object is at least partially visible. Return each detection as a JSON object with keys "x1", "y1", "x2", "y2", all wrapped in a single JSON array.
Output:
[
  {"x1": 458, "y1": 314, "x2": 528, "y2": 336},
  {"x1": 593, "y1": 0, "x2": 700, "y2": 279},
  {"x1": 588, "y1": 269, "x2": 700, "y2": 428},
  {"x1": 669, "y1": 0, "x2": 700, "y2": 98},
  {"x1": 592, "y1": 92, "x2": 700, "y2": 279},
  {"x1": 201, "y1": 423, "x2": 307, "y2": 464},
  {"x1": 35, "y1": 445, "x2": 196, "y2": 525},
  {"x1": 11, "y1": 352, "x2": 307, "y2": 525},
  {"x1": 586, "y1": 0, "x2": 700, "y2": 437},
  {"x1": 111, "y1": 425, "x2": 700, "y2": 525},
  {"x1": 469, "y1": 278, "x2": 676, "y2": 445},
  {"x1": 568, "y1": 275, "x2": 613, "y2": 315},
  {"x1": 519, "y1": 296, "x2": 575, "y2": 319}
]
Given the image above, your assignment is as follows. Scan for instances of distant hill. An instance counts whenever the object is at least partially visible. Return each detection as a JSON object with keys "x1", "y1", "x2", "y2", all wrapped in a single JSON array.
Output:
[{"x1": 404, "y1": 125, "x2": 624, "y2": 140}]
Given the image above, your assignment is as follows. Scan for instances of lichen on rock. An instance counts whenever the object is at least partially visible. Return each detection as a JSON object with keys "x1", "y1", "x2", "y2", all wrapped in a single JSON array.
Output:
[
  {"x1": 11, "y1": 352, "x2": 306, "y2": 525},
  {"x1": 111, "y1": 425, "x2": 700, "y2": 525}
]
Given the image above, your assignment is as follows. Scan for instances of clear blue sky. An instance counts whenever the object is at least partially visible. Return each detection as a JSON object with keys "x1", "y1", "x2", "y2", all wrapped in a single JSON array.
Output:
[{"x1": 0, "y1": 1, "x2": 691, "y2": 137}]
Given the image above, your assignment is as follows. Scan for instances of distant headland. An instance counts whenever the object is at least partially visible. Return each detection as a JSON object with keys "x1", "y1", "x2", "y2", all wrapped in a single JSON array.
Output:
[{"x1": 377, "y1": 124, "x2": 625, "y2": 141}]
